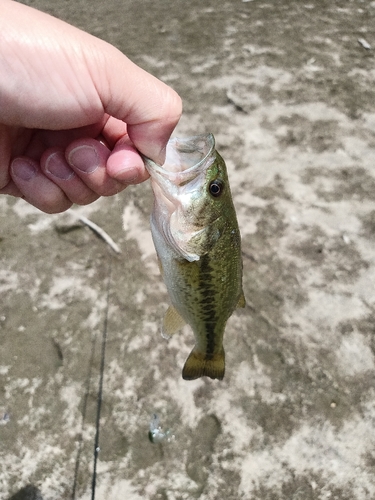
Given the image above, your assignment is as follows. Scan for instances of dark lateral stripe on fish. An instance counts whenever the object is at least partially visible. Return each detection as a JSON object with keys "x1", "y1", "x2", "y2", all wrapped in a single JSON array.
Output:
[{"x1": 198, "y1": 254, "x2": 220, "y2": 358}]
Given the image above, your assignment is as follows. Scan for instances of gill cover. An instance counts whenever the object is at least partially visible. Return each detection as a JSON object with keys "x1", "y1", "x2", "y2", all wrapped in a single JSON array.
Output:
[{"x1": 143, "y1": 134, "x2": 222, "y2": 262}]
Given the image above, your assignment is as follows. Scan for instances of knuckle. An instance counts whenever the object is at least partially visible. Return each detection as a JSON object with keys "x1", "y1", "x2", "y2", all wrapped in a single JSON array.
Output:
[
  {"x1": 38, "y1": 199, "x2": 73, "y2": 214},
  {"x1": 28, "y1": 190, "x2": 72, "y2": 214},
  {"x1": 71, "y1": 192, "x2": 99, "y2": 206}
]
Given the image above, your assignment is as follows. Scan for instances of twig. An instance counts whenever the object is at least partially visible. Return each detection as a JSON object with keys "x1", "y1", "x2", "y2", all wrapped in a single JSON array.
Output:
[{"x1": 78, "y1": 215, "x2": 121, "y2": 254}]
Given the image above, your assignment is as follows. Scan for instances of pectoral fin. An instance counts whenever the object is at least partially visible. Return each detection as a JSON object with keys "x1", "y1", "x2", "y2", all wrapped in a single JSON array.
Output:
[
  {"x1": 182, "y1": 348, "x2": 225, "y2": 380},
  {"x1": 166, "y1": 215, "x2": 200, "y2": 262},
  {"x1": 162, "y1": 305, "x2": 186, "y2": 339}
]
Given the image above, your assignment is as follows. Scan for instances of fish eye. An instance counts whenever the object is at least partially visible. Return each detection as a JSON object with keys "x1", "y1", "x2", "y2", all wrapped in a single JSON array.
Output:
[{"x1": 209, "y1": 179, "x2": 224, "y2": 197}]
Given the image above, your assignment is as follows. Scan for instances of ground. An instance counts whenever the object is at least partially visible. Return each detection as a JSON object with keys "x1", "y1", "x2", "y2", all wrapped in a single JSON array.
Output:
[{"x1": 1, "y1": 0, "x2": 375, "y2": 499}]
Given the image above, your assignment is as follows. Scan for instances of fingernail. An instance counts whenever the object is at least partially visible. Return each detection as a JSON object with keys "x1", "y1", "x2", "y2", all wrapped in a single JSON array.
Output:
[
  {"x1": 11, "y1": 159, "x2": 37, "y2": 181},
  {"x1": 68, "y1": 145, "x2": 99, "y2": 173},
  {"x1": 45, "y1": 152, "x2": 75, "y2": 180},
  {"x1": 112, "y1": 167, "x2": 140, "y2": 183}
]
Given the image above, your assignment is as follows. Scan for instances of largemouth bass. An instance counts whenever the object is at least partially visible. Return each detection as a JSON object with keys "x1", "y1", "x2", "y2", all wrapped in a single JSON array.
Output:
[{"x1": 144, "y1": 134, "x2": 245, "y2": 380}]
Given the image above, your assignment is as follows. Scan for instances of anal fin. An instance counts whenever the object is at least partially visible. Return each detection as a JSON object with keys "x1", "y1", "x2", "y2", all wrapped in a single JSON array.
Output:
[
  {"x1": 162, "y1": 305, "x2": 186, "y2": 340},
  {"x1": 182, "y1": 348, "x2": 225, "y2": 381}
]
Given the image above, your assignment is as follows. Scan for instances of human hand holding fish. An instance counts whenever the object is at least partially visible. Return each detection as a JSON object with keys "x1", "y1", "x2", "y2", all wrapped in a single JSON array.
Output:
[
  {"x1": 0, "y1": 0, "x2": 181, "y2": 213},
  {"x1": 0, "y1": 2, "x2": 244, "y2": 381}
]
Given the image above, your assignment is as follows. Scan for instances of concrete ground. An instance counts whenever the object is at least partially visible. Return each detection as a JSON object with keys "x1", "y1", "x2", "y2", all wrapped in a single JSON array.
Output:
[{"x1": 1, "y1": 0, "x2": 375, "y2": 498}]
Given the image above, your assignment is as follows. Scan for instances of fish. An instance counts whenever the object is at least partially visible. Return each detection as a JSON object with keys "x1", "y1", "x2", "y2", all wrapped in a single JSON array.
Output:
[{"x1": 143, "y1": 134, "x2": 245, "y2": 380}]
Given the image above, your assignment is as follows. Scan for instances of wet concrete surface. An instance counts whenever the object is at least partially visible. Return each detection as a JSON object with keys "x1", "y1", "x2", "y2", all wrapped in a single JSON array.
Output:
[{"x1": 1, "y1": 0, "x2": 375, "y2": 499}]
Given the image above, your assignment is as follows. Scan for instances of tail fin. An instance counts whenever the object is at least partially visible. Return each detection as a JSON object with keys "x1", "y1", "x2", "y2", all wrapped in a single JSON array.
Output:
[{"x1": 182, "y1": 348, "x2": 225, "y2": 380}]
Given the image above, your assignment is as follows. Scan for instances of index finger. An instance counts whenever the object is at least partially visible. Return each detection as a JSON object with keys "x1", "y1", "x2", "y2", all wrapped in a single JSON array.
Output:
[{"x1": 91, "y1": 46, "x2": 182, "y2": 164}]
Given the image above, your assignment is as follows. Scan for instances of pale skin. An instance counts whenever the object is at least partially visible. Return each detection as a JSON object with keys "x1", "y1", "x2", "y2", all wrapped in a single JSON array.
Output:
[{"x1": 0, "y1": 0, "x2": 182, "y2": 213}]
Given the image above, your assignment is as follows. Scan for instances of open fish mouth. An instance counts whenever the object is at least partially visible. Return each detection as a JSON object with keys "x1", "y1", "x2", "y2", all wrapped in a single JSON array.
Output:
[
  {"x1": 143, "y1": 134, "x2": 217, "y2": 212},
  {"x1": 143, "y1": 134, "x2": 216, "y2": 183}
]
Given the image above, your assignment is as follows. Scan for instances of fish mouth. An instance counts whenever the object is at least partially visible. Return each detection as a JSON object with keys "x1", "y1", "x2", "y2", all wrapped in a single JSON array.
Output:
[{"x1": 143, "y1": 134, "x2": 215, "y2": 184}]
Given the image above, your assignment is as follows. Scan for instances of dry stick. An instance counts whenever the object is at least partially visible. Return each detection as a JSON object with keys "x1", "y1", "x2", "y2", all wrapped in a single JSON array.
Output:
[{"x1": 78, "y1": 215, "x2": 121, "y2": 254}]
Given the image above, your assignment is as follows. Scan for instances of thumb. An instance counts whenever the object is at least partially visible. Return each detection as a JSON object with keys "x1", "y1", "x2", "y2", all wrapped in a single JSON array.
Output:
[{"x1": 93, "y1": 47, "x2": 182, "y2": 164}]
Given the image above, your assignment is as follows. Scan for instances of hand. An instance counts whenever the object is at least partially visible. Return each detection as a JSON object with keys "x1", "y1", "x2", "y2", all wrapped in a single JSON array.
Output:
[{"x1": 0, "y1": 0, "x2": 182, "y2": 213}]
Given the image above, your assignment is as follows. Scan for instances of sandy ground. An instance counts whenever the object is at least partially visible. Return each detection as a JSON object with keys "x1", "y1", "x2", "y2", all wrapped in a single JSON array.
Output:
[{"x1": 2, "y1": 0, "x2": 375, "y2": 499}]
